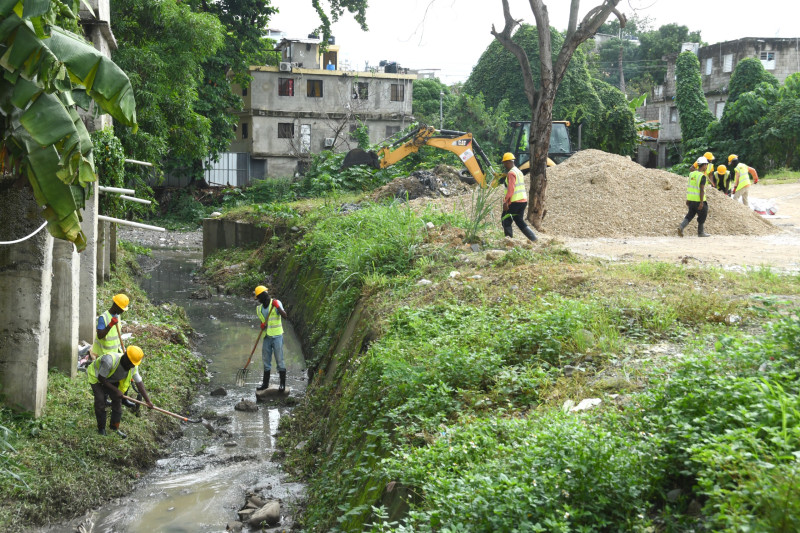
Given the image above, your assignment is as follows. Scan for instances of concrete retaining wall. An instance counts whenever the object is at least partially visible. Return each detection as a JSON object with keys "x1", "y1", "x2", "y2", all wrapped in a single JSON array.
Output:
[{"x1": 202, "y1": 218, "x2": 269, "y2": 260}]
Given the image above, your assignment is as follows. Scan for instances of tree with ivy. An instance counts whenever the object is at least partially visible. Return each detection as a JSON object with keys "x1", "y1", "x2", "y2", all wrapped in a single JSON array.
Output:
[
  {"x1": 726, "y1": 57, "x2": 779, "y2": 106},
  {"x1": 675, "y1": 51, "x2": 715, "y2": 142},
  {"x1": 589, "y1": 79, "x2": 637, "y2": 156}
]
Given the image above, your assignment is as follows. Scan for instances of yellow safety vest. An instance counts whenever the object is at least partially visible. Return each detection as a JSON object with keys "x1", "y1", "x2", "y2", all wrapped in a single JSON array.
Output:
[
  {"x1": 686, "y1": 170, "x2": 706, "y2": 202},
  {"x1": 735, "y1": 163, "x2": 751, "y2": 189},
  {"x1": 506, "y1": 167, "x2": 527, "y2": 203},
  {"x1": 715, "y1": 170, "x2": 731, "y2": 190},
  {"x1": 257, "y1": 301, "x2": 283, "y2": 337},
  {"x1": 87, "y1": 353, "x2": 134, "y2": 394},
  {"x1": 91, "y1": 311, "x2": 121, "y2": 357}
]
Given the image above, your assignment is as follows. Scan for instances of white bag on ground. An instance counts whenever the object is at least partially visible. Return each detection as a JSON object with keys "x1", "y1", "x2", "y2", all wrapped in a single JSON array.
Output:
[{"x1": 749, "y1": 197, "x2": 777, "y2": 215}]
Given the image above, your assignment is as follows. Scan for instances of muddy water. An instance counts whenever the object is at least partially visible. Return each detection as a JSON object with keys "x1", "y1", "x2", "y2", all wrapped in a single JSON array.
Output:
[{"x1": 48, "y1": 248, "x2": 306, "y2": 532}]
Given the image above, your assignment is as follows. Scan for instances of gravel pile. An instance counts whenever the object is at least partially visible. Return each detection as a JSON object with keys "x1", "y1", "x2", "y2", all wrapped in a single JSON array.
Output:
[{"x1": 414, "y1": 149, "x2": 777, "y2": 238}]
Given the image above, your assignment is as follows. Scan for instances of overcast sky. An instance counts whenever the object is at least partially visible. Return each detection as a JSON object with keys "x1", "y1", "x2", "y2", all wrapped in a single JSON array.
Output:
[{"x1": 269, "y1": 0, "x2": 800, "y2": 84}]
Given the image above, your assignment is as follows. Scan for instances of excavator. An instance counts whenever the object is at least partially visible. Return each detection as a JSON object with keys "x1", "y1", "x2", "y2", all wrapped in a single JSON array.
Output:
[
  {"x1": 341, "y1": 124, "x2": 500, "y2": 188},
  {"x1": 341, "y1": 121, "x2": 576, "y2": 188}
]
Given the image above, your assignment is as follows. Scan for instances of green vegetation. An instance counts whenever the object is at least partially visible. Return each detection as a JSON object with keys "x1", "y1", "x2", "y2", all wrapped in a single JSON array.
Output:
[
  {"x1": 200, "y1": 196, "x2": 800, "y2": 532},
  {"x1": 0, "y1": 247, "x2": 205, "y2": 531}
]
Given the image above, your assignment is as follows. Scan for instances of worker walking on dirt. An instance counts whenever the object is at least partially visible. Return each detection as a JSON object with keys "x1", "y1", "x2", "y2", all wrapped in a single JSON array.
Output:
[
  {"x1": 500, "y1": 153, "x2": 537, "y2": 242},
  {"x1": 254, "y1": 285, "x2": 289, "y2": 392},
  {"x1": 714, "y1": 164, "x2": 733, "y2": 196},
  {"x1": 729, "y1": 154, "x2": 759, "y2": 207},
  {"x1": 90, "y1": 294, "x2": 129, "y2": 362},
  {"x1": 678, "y1": 156, "x2": 711, "y2": 238},
  {"x1": 87, "y1": 345, "x2": 153, "y2": 438}
]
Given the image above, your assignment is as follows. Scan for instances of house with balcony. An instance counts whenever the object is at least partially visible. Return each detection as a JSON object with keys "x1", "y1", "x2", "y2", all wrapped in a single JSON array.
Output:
[
  {"x1": 206, "y1": 36, "x2": 416, "y2": 184},
  {"x1": 636, "y1": 37, "x2": 800, "y2": 168}
]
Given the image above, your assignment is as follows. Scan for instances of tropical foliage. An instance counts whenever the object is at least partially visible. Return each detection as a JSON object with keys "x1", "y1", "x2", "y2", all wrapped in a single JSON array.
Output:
[
  {"x1": 0, "y1": 0, "x2": 137, "y2": 251},
  {"x1": 675, "y1": 51, "x2": 714, "y2": 141}
]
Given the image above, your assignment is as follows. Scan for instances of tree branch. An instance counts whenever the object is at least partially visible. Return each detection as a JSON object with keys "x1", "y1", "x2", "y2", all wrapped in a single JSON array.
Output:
[{"x1": 491, "y1": 0, "x2": 539, "y2": 109}]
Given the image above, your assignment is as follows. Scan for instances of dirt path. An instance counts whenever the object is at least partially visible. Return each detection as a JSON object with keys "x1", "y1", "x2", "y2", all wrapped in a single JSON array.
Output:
[{"x1": 558, "y1": 182, "x2": 800, "y2": 272}]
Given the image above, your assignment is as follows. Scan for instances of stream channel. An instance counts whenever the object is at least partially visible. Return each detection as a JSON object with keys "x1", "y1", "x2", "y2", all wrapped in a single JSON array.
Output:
[{"x1": 47, "y1": 246, "x2": 307, "y2": 532}]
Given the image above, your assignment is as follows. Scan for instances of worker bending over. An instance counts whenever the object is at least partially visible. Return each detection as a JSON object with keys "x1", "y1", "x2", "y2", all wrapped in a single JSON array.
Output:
[
  {"x1": 714, "y1": 164, "x2": 733, "y2": 196},
  {"x1": 87, "y1": 345, "x2": 153, "y2": 438},
  {"x1": 678, "y1": 156, "x2": 711, "y2": 238},
  {"x1": 254, "y1": 285, "x2": 289, "y2": 392},
  {"x1": 500, "y1": 153, "x2": 537, "y2": 242},
  {"x1": 729, "y1": 154, "x2": 759, "y2": 207}
]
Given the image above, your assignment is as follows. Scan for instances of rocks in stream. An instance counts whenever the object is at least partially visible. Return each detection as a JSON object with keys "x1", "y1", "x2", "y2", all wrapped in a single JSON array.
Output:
[
  {"x1": 255, "y1": 386, "x2": 290, "y2": 402},
  {"x1": 234, "y1": 399, "x2": 259, "y2": 412},
  {"x1": 210, "y1": 387, "x2": 227, "y2": 397}
]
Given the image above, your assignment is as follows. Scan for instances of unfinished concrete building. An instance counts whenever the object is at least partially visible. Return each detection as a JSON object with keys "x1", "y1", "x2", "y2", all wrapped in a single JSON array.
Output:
[
  {"x1": 636, "y1": 37, "x2": 800, "y2": 168},
  {"x1": 211, "y1": 37, "x2": 416, "y2": 183}
]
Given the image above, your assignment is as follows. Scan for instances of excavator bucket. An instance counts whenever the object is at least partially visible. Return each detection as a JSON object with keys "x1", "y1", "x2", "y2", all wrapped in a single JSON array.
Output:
[{"x1": 342, "y1": 149, "x2": 381, "y2": 170}]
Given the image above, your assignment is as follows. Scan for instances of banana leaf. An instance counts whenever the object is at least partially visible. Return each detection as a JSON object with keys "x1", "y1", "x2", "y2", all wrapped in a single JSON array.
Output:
[
  {"x1": 45, "y1": 27, "x2": 137, "y2": 129},
  {"x1": 0, "y1": 4, "x2": 137, "y2": 251}
]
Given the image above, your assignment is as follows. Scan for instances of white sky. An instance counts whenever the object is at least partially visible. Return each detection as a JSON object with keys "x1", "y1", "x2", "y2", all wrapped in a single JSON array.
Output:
[{"x1": 269, "y1": 0, "x2": 800, "y2": 84}]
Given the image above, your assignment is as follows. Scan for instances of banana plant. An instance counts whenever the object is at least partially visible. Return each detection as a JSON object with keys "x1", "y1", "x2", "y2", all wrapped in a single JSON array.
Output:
[{"x1": 0, "y1": 0, "x2": 136, "y2": 251}]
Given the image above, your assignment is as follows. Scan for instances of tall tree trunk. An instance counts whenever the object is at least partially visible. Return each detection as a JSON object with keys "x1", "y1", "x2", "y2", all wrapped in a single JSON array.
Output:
[{"x1": 619, "y1": 45, "x2": 626, "y2": 93}]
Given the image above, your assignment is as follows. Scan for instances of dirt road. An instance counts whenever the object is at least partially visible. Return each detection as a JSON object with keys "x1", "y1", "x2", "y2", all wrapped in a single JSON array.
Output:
[{"x1": 559, "y1": 182, "x2": 800, "y2": 272}]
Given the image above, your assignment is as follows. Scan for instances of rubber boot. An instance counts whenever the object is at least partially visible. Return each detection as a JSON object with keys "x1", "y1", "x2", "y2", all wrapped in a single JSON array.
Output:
[
  {"x1": 110, "y1": 422, "x2": 127, "y2": 439},
  {"x1": 520, "y1": 225, "x2": 538, "y2": 242},
  {"x1": 677, "y1": 217, "x2": 690, "y2": 237},
  {"x1": 698, "y1": 223, "x2": 710, "y2": 237},
  {"x1": 97, "y1": 428, "x2": 107, "y2": 436},
  {"x1": 257, "y1": 371, "x2": 270, "y2": 391},
  {"x1": 279, "y1": 370, "x2": 286, "y2": 393}
]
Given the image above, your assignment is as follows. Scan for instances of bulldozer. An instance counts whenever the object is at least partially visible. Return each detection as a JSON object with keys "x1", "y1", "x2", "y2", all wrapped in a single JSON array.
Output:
[{"x1": 341, "y1": 124, "x2": 500, "y2": 188}]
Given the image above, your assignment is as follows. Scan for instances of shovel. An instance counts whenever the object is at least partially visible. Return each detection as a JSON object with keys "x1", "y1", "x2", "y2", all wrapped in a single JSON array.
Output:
[
  {"x1": 236, "y1": 328, "x2": 264, "y2": 387},
  {"x1": 122, "y1": 395, "x2": 202, "y2": 423}
]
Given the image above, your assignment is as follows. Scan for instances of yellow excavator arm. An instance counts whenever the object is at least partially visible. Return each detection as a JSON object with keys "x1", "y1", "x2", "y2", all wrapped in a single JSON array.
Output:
[{"x1": 341, "y1": 124, "x2": 501, "y2": 188}]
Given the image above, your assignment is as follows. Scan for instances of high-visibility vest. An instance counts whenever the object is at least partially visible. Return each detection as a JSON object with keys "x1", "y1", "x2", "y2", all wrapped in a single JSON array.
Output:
[
  {"x1": 91, "y1": 311, "x2": 121, "y2": 356},
  {"x1": 257, "y1": 301, "x2": 283, "y2": 336},
  {"x1": 735, "y1": 163, "x2": 751, "y2": 189},
  {"x1": 704, "y1": 164, "x2": 715, "y2": 180},
  {"x1": 687, "y1": 170, "x2": 706, "y2": 202},
  {"x1": 87, "y1": 353, "x2": 134, "y2": 394},
  {"x1": 506, "y1": 167, "x2": 527, "y2": 203},
  {"x1": 715, "y1": 170, "x2": 731, "y2": 190}
]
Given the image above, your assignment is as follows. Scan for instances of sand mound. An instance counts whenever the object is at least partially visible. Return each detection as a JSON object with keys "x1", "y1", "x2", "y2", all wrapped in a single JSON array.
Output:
[{"x1": 412, "y1": 149, "x2": 777, "y2": 238}]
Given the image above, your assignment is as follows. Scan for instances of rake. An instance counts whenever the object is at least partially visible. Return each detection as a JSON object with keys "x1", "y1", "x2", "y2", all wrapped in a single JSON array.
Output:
[
  {"x1": 236, "y1": 328, "x2": 264, "y2": 387},
  {"x1": 122, "y1": 396, "x2": 202, "y2": 423}
]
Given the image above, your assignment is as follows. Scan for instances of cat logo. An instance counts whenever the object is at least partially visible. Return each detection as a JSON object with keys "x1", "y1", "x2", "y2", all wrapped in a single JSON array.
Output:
[{"x1": 452, "y1": 139, "x2": 471, "y2": 147}]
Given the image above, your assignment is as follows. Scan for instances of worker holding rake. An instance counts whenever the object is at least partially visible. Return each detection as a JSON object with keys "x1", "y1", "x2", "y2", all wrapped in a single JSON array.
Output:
[{"x1": 254, "y1": 285, "x2": 289, "y2": 392}]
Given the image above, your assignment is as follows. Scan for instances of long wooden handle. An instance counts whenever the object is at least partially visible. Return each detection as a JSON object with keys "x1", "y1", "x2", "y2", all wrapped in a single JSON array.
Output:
[
  {"x1": 115, "y1": 322, "x2": 126, "y2": 355},
  {"x1": 242, "y1": 327, "x2": 265, "y2": 371},
  {"x1": 123, "y1": 395, "x2": 198, "y2": 423}
]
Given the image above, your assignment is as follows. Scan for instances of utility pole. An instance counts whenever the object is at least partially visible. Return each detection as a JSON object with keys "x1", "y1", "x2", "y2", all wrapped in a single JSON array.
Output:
[{"x1": 439, "y1": 91, "x2": 444, "y2": 129}]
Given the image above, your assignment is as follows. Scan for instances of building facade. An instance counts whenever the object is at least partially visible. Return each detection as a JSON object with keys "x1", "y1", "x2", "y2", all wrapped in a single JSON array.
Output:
[
  {"x1": 211, "y1": 37, "x2": 416, "y2": 182},
  {"x1": 637, "y1": 37, "x2": 800, "y2": 168}
]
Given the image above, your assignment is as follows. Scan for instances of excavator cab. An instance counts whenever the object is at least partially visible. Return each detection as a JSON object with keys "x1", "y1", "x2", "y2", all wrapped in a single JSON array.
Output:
[{"x1": 509, "y1": 120, "x2": 574, "y2": 173}]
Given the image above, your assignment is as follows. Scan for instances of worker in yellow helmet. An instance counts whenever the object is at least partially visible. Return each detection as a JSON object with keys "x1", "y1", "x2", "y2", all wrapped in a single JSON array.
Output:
[
  {"x1": 678, "y1": 156, "x2": 711, "y2": 238},
  {"x1": 500, "y1": 153, "x2": 537, "y2": 242},
  {"x1": 89, "y1": 294, "x2": 130, "y2": 363},
  {"x1": 254, "y1": 285, "x2": 289, "y2": 392},
  {"x1": 729, "y1": 154, "x2": 759, "y2": 207},
  {"x1": 713, "y1": 164, "x2": 733, "y2": 196},
  {"x1": 87, "y1": 345, "x2": 153, "y2": 438}
]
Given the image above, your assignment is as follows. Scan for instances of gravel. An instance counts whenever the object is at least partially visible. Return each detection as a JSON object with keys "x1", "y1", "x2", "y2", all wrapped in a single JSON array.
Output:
[
  {"x1": 412, "y1": 149, "x2": 777, "y2": 238},
  {"x1": 117, "y1": 225, "x2": 202, "y2": 250}
]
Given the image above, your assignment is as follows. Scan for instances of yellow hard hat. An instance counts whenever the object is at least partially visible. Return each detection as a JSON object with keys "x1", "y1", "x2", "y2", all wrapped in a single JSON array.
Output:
[
  {"x1": 716, "y1": 164, "x2": 727, "y2": 174},
  {"x1": 113, "y1": 293, "x2": 129, "y2": 311},
  {"x1": 501, "y1": 152, "x2": 515, "y2": 162},
  {"x1": 126, "y1": 345, "x2": 144, "y2": 366},
  {"x1": 254, "y1": 285, "x2": 268, "y2": 298},
  {"x1": 703, "y1": 152, "x2": 715, "y2": 161},
  {"x1": 728, "y1": 154, "x2": 738, "y2": 163}
]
